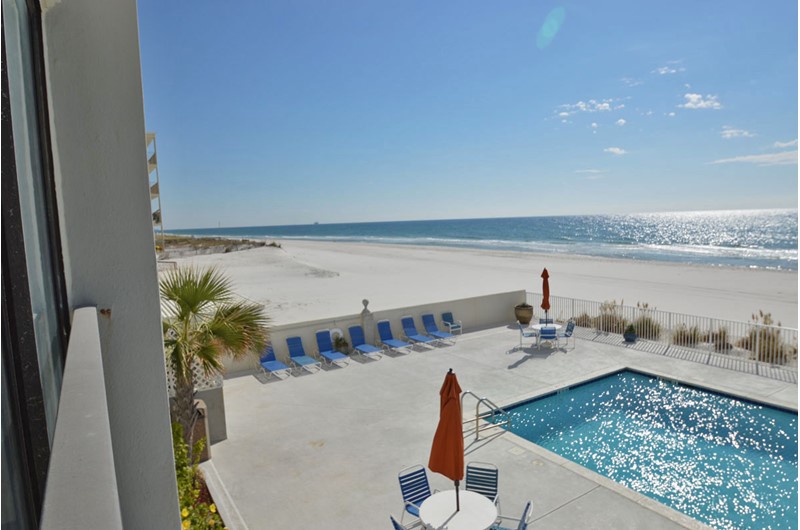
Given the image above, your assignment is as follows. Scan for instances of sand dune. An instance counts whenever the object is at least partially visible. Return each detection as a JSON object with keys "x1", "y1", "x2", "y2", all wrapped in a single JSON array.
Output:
[{"x1": 169, "y1": 239, "x2": 798, "y2": 327}]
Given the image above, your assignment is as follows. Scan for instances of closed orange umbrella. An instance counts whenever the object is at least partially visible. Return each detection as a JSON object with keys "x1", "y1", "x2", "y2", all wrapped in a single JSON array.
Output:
[
  {"x1": 428, "y1": 368, "x2": 464, "y2": 511},
  {"x1": 541, "y1": 268, "x2": 551, "y2": 321}
]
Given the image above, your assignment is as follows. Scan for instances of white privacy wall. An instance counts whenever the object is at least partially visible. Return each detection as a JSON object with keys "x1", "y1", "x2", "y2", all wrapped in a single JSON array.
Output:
[{"x1": 41, "y1": 0, "x2": 180, "y2": 527}]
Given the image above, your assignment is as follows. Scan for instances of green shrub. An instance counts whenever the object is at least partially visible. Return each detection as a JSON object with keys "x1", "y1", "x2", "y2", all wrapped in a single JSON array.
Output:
[
  {"x1": 597, "y1": 300, "x2": 627, "y2": 334},
  {"x1": 672, "y1": 324, "x2": 701, "y2": 347},
  {"x1": 632, "y1": 315, "x2": 662, "y2": 340},
  {"x1": 173, "y1": 423, "x2": 226, "y2": 529}
]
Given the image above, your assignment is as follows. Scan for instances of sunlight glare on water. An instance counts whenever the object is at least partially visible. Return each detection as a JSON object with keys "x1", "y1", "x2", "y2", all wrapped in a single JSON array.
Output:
[{"x1": 499, "y1": 371, "x2": 798, "y2": 530}]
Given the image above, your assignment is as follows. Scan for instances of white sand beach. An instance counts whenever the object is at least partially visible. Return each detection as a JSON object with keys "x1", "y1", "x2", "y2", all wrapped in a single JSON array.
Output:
[{"x1": 167, "y1": 239, "x2": 798, "y2": 328}]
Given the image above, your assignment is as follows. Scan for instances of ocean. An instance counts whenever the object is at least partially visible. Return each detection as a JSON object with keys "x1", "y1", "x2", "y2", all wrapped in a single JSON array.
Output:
[{"x1": 169, "y1": 209, "x2": 798, "y2": 271}]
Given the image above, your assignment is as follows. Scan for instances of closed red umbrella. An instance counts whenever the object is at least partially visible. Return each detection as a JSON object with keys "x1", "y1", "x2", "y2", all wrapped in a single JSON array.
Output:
[
  {"x1": 428, "y1": 368, "x2": 464, "y2": 511},
  {"x1": 541, "y1": 268, "x2": 551, "y2": 321}
]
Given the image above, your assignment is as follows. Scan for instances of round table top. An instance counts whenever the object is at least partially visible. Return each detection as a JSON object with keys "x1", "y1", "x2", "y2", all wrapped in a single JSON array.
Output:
[
  {"x1": 419, "y1": 490, "x2": 498, "y2": 530},
  {"x1": 530, "y1": 323, "x2": 562, "y2": 331}
]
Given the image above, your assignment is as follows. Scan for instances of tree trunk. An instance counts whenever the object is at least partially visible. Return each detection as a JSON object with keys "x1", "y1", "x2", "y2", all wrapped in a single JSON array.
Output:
[{"x1": 171, "y1": 372, "x2": 197, "y2": 450}]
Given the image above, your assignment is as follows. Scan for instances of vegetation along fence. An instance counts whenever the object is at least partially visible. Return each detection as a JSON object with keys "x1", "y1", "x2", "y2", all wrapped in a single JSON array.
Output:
[{"x1": 526, "y1": 292, "x2": 798, "y2": 370}]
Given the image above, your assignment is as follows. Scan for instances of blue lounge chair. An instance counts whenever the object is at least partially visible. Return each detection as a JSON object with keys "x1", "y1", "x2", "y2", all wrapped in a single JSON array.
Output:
[
  {"x1": 558, "y1": 320, "x2": 576, "y2": 350},
  {"x1": 259, "y1": 345, "x2": 291, "y2": 379},
  {"x1": 286, "y1": 336, "x2": 321, "y2": 373},
  {"x1": 537, "y1": 327, "x2": 559, "y2": 349},
  {"x1": 441, "y1": 312, "x2": 462, "y2": 334},
  {"x1": 377, "y1": 320, "x2": 412, "y2": 354},
  {"x1": 400, "y1": 316, "x2": 437, "y2": 348},
  {"x1": 466, "y1": 461, "x2": 500, "y2": 507},
  {"x1": 421, "y1": 313, "x2": 456, "y2": 344},
  {"x1": 348, "y1": 325, "x2": 383, "y2": 360},
  {"x1": 516, "y1": 321, "x2": 538, "y2": 351},
  {"x1": 398, "y1": 465, "x2": 432, "y2": 524},
  {"x1": 490, "y1": 501, "x2": 532, "y2": 530},
  {"x1": 315, "y1": 329, "x2": 350, "y2": 368}
]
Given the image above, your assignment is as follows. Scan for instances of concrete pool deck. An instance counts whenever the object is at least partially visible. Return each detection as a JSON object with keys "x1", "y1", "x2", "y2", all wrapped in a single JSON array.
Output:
[{"x1": 207, "y1": 326, "x2": 798, "y2": 529}]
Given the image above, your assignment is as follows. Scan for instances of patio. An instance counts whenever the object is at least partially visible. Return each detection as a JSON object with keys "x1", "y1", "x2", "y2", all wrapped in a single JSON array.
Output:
[{"x1": 206, "y1": 325, "x2": 798, "y2": 530}]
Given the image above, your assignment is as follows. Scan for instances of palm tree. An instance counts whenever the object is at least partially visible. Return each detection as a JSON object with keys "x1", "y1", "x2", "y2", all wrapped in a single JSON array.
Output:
[{"x1": 160, "y1": 266, "x2": 269, "y2": 447}]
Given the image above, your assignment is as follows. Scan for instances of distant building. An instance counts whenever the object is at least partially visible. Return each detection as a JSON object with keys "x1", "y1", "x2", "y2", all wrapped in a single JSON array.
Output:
[{"x1": 2, "y1": 1, "x2": 180, "y2": 528}]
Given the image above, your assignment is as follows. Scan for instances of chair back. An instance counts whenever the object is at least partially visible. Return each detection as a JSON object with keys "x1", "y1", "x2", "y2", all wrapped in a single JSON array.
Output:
[
  {"x1": 540, "y1": 327, "x2": 557, "y2": 340},
  {"x1": 260, "y1": 345, "x2": 276, "y2": 363},
  {"x1": 398, "y1": 465, "x2": 431, "y2": 510},
  {"x1": 348, "y1": 325, "x2": 366, "y2": 347},
  {"x1": 377, "y1": 320, "x2": 394, "y2": 341},
  {"x1": 421, "y1": 313, "x2": 438, "y2": 333},
  {"x1": 286, "y1": 336, "x2": 305, "y2": 358},
  {"x1": 564, "y1": 321, "x2": 575, "y2": 336},
  {"x1": 517, "y1": 501, "x2": 532, "y2": 530},
  {"x1": 517, "y1": 321, "x2": 526, "y2": 332},
  {"x1": 442, "y1": 312, "x2": 455, "y2": 325},
  {"x1": 389, "y1": 515, "x2": 405, "y2": 530},
  {"x1": 539, "y1": 318, "x2": 553, "y2": 324},
  {"x1": 400, "y1": 316, "x2": 417, "y2": 335},
  {"x1": 465, "y1": 462, "x2": 498, "y2": 501},
  {"x1": 315, "y1": 329, "x2": 333, "y2": 352}
]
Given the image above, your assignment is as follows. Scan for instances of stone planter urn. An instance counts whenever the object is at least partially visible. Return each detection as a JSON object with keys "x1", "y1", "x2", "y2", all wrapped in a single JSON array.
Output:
[
  {"x1": 514, "y1": 303, "x2": 534, "y2": 325},
  {"x1": 623, "y1": 325, "x2": 637, "y2": 343}
]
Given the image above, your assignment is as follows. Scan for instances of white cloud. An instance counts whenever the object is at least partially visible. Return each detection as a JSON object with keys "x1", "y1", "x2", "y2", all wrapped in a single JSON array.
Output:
[
  {"x1": 721, "y1": 126, "x2": 755, "y2": 139},
  {"x1": 604, "y1": 147, "x2": 627, "y2": 156},
  {"x1": 621, "y1": 77, "x2": 643, "y2": 87},
  {"x1": 591, "y1": 122, "x2": 599, "y2": 129},
  {"x1": 711, "y1": 151, "x2": 797, "y2": 166},
  {"x1": 556, "y1": 98, "x2": 618, "y2": 116},
  {"x1": 653, "y1": 65, "x2": 686, "y2": 75},
  {"x1": 575, "y1": 169, "x2": 607, "y2": 180},
  {"x1": 666, "y1": 112, "x2": 676, "y2": 117},
  {"x1": 616, "y1": 119, "x2": 626, "y2": 126},
  {"x1": 679, "y1": 93, "x2": 722, "y2": 110},
  {"x1": 774, "y1": 139, "x2": 798, "y2": 148},
  {"x1": 558, "y1": 111, "x2": 570, "y2": 117}
]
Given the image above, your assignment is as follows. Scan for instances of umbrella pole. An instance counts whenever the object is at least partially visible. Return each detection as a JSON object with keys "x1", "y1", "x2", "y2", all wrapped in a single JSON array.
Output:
[{"x1": 455, "y1": 480, "x2": 460, "y2": 511}]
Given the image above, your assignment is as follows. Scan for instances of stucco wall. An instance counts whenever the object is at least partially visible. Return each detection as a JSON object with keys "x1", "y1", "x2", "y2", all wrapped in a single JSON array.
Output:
[
  {"x1": 224, "y1": 290, "x2": 527, "y2": 375},
  {"x1": 41, "y1": 0, "x2": 180, "y2": 527}
]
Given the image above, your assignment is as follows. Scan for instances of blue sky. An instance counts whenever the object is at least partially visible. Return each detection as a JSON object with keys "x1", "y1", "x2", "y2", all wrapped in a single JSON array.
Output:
[{"x1": 138, "y1": 1, "x2": 798, "y2": 229}]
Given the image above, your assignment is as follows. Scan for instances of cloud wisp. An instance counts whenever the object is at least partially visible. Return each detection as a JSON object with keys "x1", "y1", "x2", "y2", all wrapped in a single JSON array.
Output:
[
  {"x1": 721, "y1": 126, "x2": 755, "y2": 139},
  {"x1": 711, "y1": 151, "x2": 797, "y2": 166},
  {"x1": 679, "y1": 93, "x2": 722, "y2": 110},
  {"x1": 575, "y1": 169, "x2": 608, "y2": 180},
  {"x1": 774, "y1": 139, "x2": 798, "y2": 148},
  {"x1": 604, "y1": 147, "x2": 627, "y2": 156},
  {"x1": 556, "y1": 98, "x2": 624, "y2": 117}
]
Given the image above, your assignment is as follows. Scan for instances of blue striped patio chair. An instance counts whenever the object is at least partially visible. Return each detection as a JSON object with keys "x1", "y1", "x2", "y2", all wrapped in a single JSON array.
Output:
[
  {"x1": 490, "y1": 501, "x2": 532, "y2": 530},
  {"x1": 441, "y1": 312, "x2": 462, "y2": 334},
  {"x1": 558, "y1": 320, "x2": 576, "y2": 350},
  {"x1": 397, "y1": 465, "x2": 432, "y2": 525},
  {"x1": 466, "y1": 461, "x2": 500, "y2": 508},
  {"x1": 537, "y1": 327, "x2": 559, "y2": 350}
]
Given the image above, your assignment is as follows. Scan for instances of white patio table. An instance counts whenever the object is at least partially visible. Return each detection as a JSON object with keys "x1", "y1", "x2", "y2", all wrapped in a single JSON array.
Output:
[
  {"x1": 529, "y1": 323, "x2": 562, "y2": 332},
  {"x1": 419, "y1": 489, "x2": 498, "y2": 530}
]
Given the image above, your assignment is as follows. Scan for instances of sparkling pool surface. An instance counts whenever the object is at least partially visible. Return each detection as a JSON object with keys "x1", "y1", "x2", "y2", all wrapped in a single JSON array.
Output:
[{"x1": 497, "y1": 371, "x2": 798, "y2": 530}]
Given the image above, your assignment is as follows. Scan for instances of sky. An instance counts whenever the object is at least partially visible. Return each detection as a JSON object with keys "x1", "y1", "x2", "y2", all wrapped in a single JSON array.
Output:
[{"x1": 137, "y1": 0, "x2": 798, "y2": 229}]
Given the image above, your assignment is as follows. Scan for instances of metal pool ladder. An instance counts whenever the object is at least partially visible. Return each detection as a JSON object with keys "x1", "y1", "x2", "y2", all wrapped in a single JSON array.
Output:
[{"x1": 461, "y1": 390, "x2": 511, "y2": 441}]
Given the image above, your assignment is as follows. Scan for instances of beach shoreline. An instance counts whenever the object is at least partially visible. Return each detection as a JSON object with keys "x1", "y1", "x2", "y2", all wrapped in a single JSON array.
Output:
[{"x1": 166, "y1": 238, "x2": 798, "y2": 327}]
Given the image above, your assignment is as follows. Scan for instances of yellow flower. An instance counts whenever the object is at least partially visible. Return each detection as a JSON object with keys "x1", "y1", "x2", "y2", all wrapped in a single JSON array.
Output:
[
  {"x1": 208, "y1": 519, "x2": 216, "y2": 526},
  {"x1": 182, "y1": 520, "x2": 190, "y2": 529},
  {"x1": 181, "y1": 508, "x2": 189, "y2": 518},
  {"x1": 210, "y1": 504, "x2": 217, "y2": 514}
]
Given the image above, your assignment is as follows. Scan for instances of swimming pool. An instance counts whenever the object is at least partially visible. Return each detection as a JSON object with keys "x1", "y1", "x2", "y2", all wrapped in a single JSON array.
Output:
[{"x1": 495, "y1": 370, "x2": 797, "y2": 530}]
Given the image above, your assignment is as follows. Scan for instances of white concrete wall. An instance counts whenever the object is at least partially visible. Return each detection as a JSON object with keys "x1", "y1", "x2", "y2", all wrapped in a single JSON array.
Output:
[
  {"x1": 225, "y1": 290, "x2": 527, "y2": 374},
  {"x1": 41, "y1": 0, "x2": 180, "y2": 527}
]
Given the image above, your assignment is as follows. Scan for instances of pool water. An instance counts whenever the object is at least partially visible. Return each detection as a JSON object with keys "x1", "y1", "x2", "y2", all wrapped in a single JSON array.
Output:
[{"x1": 496, "y1": 371, "x2": 798, "y2": 530}]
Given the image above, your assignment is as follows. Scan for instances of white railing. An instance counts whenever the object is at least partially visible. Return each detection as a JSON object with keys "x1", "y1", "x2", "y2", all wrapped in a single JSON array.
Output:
[{"x1": 526, "y1": 292, "x2": 798, "y2": 370}]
